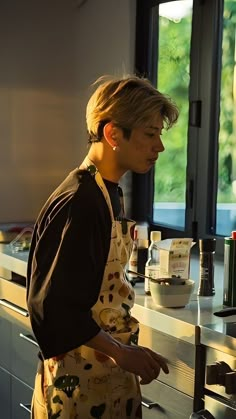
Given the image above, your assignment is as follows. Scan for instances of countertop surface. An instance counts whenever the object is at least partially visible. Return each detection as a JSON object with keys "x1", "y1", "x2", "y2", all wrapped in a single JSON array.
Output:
[
  {"x1": 1, "y1": 244, "x2": 236, "y2": 354},
  {"x1": 132, "y1": 257, "x2": 236, "y2": 355},
  {"x1": 0, "y1": 243, "x2": 28, "y2": 278}
]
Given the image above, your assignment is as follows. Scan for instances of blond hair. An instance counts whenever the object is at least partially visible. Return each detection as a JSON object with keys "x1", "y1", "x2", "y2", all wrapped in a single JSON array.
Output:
[{"x1": 86, "y1": 75, "x2": 179, "y2": 142}]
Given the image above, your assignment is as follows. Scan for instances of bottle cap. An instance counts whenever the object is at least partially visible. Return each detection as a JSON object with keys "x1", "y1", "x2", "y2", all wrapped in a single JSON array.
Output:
[
  {"x1": 232, "y1": 231, "x2": 236, "y2": 239},
  {"x1": 199, "y1": 238, "x2": 216, "y2": 252},
  {"x1": 150, "y1": 231, "x2": 161, "y2": 242}
]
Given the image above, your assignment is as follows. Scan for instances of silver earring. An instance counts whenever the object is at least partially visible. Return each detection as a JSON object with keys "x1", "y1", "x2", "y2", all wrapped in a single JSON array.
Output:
[{"x1": 113, "y1": 146, "x2": 117, "y2": 151}]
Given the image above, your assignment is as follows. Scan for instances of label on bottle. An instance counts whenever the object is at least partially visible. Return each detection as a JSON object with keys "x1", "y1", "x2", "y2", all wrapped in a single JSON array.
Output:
[
  {"x1": 145, "y1": 265, "x2": 160, "y2": 294},
  {"x1": 198, "y1": 253, "x2": 215, "y2": 296}
]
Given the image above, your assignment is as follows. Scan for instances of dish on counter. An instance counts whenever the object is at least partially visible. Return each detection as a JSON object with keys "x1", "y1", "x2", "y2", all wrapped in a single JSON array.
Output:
[{"x1": 150, "y1": 278, "x2": 195, "y2": 308}]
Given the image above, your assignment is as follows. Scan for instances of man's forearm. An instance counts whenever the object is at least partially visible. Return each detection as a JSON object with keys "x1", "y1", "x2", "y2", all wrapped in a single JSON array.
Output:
[{"x1": 85, "y1": 329, "x2": 123, "y2": 360}]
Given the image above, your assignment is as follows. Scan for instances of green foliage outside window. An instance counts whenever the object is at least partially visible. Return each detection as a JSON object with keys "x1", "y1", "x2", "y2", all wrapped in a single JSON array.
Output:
[
  {"x1": 154, "y1": 1, "x2": 236, "y2": 205},
  {"x1": 217, "y1": 1, "x2": 236, "y2": 203},
  {"x1": 154, "y1": 14, "x2": 191, "y2": 203}
]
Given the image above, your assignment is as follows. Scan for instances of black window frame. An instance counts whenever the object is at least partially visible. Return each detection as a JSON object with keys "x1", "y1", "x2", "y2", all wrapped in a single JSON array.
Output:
[{"x1": 133, "y1": 0, "x2": 225, "y2": 255}]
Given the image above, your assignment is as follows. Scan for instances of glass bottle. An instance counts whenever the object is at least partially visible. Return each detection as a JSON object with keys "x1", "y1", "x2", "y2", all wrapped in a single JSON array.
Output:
[{"x1": 144, "y1": 231, "x2": 162, "y2": 295}]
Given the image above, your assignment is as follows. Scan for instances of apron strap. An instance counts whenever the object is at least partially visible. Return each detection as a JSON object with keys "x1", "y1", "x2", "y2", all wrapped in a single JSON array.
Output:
[{"x1": 82, "y1": 156, "x2": 115, "y2": 222}]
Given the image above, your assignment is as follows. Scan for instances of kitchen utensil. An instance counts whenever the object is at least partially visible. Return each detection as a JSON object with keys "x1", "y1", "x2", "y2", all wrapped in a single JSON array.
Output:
[{"x1": 127, "y1": 270, "x2": 185, "y2": 285}]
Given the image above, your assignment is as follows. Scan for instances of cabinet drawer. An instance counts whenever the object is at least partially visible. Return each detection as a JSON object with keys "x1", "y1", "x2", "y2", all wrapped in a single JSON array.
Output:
[
  {"x1": 12, "y1": 376, "x2": 32, "y2": 419},
  {"x1": 0, "y1": 279, "x2": 30, "y2": 330},
  {"x1": 138, "y1": 323, "x2": 195, "y2": 396},
  {"x1": 0, "y1": 278, "x2": 27, "y2": 310},
  {"x1": 204, "y1": 395, "x2": 236, "y2": 419},
  {"x1": 142, "y1": 379, "x2": 193, "y2": 419},
  {"x1": 12, "y1": 323, "x2": 39, "y2": 387}
]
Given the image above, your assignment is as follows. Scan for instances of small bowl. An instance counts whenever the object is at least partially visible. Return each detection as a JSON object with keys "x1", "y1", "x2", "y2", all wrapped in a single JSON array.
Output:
[{"x1": 150, "y1": 279, "x2": 195, "y2": 308}]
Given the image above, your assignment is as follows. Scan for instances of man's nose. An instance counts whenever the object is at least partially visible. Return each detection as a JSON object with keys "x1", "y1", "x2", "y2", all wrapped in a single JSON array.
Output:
[{"x1": 153, "y1": 137, "x2": 165, "y2": 152}]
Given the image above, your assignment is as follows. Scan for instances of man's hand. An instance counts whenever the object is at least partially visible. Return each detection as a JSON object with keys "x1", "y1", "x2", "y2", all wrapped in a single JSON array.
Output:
[
  {"x1": 114, "y1": 344, "x2": 169, "y2": 384},
  {"x1": 86, "y1": 329, "x2": 169, "y2": 384}
]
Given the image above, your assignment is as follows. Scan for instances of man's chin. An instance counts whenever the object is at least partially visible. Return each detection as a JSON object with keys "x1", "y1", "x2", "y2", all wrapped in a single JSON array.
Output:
[{"x1": 133, "y1": 167, "x2": 152, "y2": 174}]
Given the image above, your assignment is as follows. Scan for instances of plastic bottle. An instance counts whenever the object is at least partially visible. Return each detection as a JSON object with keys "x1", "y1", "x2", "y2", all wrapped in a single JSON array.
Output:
[
  {"x1": 198, "y1": 238, "x2": 216, "y2": 296},
  {"x1": 144, "y1": 231, "x2": 162, "y2": 295}
]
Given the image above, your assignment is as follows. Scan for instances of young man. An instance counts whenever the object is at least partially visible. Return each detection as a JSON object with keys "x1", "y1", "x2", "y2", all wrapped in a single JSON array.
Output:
[{"x1": 27, "y1": 75, "x2": 179, "y2": 418}]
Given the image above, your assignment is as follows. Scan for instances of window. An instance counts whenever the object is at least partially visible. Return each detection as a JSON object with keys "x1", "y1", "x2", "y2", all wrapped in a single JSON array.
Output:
[
  {"x1": 216, "y1": 1, "x2": 236, "y2": 236},
  {"x1": 154, "y1": 1, "x2": 193, "y2": 230},
  {"x1": 134, "y1": 0, "x2": 226, "y2": 255}
]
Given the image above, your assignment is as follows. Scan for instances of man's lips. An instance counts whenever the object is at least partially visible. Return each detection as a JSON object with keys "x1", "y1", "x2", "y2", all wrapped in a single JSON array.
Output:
[{"x1": 148, "y1": 156, "x2": 158, "y2": 163}]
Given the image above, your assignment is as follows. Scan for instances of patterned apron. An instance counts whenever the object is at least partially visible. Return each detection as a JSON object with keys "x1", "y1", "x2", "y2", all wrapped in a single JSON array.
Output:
[{"x1": 31, "y1": 158, "x2": 142, "y2": 419}]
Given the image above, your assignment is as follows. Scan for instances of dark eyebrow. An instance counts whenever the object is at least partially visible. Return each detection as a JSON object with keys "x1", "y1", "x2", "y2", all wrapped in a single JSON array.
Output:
[{"x1": 147, "y1": 125, "x2": 163, "y2": 130}]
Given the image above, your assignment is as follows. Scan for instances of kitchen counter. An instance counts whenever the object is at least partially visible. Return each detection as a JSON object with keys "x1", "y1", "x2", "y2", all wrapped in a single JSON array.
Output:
[
  {"x1": 131, "y1": 256, "x2": 223, "y2": 343},
  {"x1": 132, "y1": 258, "x2": 236, "y2": 356},
  {"x1": 0, "y1": 244, "x2": 28, "y2": 278},
  {"x1": 1, "y1": 244, "x2": 236, "y2": 355}
]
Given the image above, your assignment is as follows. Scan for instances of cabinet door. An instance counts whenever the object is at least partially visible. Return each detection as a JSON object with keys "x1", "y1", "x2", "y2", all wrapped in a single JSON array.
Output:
[
  {"x1": 141, "y1": 378, "x2": 193, "y2": 419},
  {"x1": 0, "y1": 367, "x2": 11, "y2": 419},
  {"x1": 0, "y1": 309, "x2": 11, "y2": 370},
  {"x1": 138, "y1": 323, "x2": 195, "y2": 396},
  {"x1": 11, "y1": 376, "x2": 32, "y2": 419},
  {"x1": 12, "y1": 323, "x2": 39, "y2": 387}
]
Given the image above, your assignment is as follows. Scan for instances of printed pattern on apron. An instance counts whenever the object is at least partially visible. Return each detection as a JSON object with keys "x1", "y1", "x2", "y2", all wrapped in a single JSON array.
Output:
[{"x1": 31, "y1": 158, "x2": 142, "y2": 419}]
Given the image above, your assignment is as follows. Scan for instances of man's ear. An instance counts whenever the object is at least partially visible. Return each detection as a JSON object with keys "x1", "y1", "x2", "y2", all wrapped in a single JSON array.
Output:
[{"x1": 103, "y1": 122, "x2": 119, "y2": 148}]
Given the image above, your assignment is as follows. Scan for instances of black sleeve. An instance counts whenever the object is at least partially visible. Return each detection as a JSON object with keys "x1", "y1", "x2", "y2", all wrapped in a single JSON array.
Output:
[{"x1": 27, "y1": 174, "x2": 111, "y2": 359}]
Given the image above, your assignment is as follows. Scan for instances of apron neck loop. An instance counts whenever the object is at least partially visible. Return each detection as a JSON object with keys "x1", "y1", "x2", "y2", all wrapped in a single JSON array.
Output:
[{"x1": 117, "y1": 185, "x2": 125, "y2": 218}]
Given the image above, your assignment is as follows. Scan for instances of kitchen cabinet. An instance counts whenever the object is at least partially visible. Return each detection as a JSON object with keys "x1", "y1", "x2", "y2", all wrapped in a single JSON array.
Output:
[
  {"x1": 0, "y1": 367, "x2": 11, "y2": 419},
  {"x1": 12, "y1": 376, "x2": 32, "y2": 419},
  {"x1": 139, "y1": 324, "x2": 195, "y2": 396},
  {"x1": 0, "y1": 306, "x2": 37, "y2": 418},
  {"x1": 138, "y1": 323, "x2": 195, "y2": 418},
  {"x1": 0, "y1": 274, "x2": 38, "y2": 418},
  {"x1": 12, "y1": 322, "x2": 39, "y2": 388},
  {"x1": 142, "y1": 379, "x2": 193, "y2": 419},
  {"x1": 0, "y1": 313, "x2": 11, "y2": 370}
]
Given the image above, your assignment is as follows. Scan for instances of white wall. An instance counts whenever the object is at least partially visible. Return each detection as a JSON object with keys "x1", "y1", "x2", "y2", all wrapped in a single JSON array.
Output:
[{"x1": 0, "y1": 0, "x2": 136, "y2": 223}]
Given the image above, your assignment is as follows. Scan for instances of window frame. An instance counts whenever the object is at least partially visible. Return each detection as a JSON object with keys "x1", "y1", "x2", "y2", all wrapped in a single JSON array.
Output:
[{"x1": 133, "y1": 0, "x2": 225, "y2": 255}]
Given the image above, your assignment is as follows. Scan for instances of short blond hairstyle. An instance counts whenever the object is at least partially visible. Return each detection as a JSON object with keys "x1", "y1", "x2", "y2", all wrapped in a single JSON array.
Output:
[{"x1": 86, "y1": 75, "x2": 179, "y2": 141}]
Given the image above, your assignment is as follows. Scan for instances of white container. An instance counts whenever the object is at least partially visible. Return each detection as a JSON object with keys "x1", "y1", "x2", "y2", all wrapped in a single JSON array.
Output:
[
  {"x1": 150, "y1": 279, "x2": 195, "y2": 308},
  {"x1": 158, "y1": 238, "x2": 194, "y2": 279}
]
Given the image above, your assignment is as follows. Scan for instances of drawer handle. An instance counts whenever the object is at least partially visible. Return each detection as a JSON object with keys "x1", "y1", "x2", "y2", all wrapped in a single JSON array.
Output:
[
  {"x1": 141, "y1": 400, "x2": 161, "y2": 409},
  {"x1": 19, "y1": 333, "x2": 39, "y2": 347},
  {"x1": 0, "y1": 299, "x2": 29, "y2": 317},
  {"x1": 19, "y1": 403, "x2": 31, "y2": 413}
]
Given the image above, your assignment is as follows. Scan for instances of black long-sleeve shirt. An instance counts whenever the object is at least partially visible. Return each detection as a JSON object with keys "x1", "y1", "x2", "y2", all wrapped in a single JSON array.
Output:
[{"x1": 26, "y1": 168, "x2": 121, "y2": 359}]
